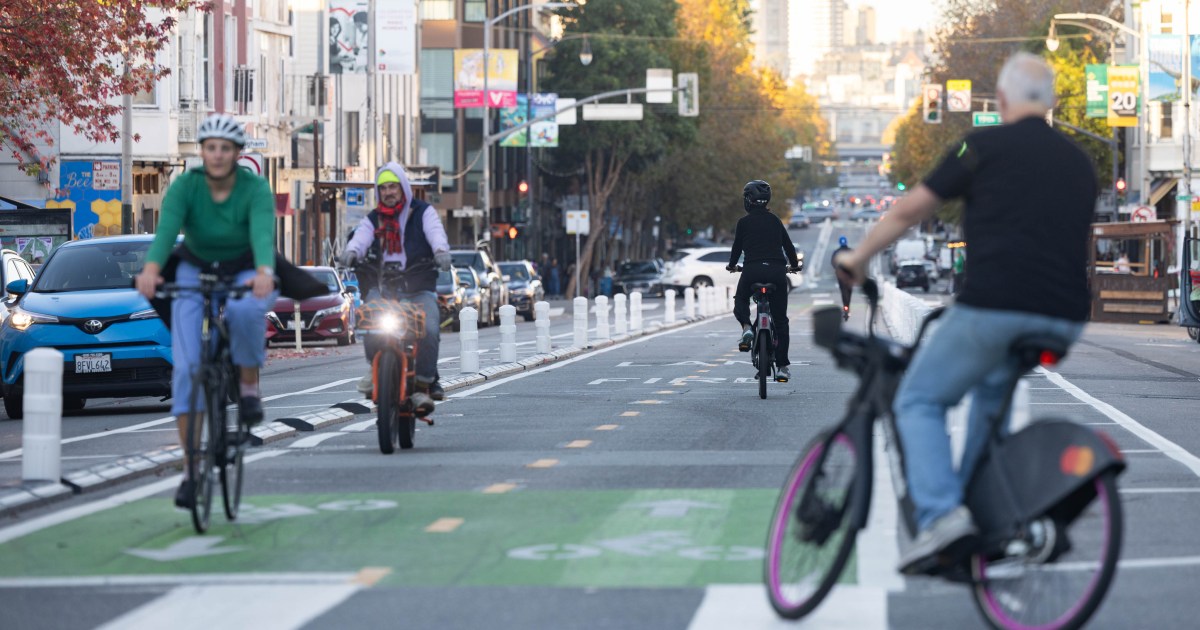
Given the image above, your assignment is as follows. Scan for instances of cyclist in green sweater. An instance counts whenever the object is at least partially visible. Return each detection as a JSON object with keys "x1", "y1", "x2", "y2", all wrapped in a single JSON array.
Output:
[{"x1": 135, "y1": 114, "x2": 278, "y2": 508}]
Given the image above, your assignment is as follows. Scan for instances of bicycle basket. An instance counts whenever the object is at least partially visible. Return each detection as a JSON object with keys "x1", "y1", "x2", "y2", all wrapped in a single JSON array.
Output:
[{"x1": 356, "y1": 299, "x2": 427, "y2": 339}]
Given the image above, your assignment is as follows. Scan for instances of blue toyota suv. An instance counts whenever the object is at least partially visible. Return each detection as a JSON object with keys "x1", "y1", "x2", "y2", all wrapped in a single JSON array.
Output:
[{"x1": 0, "y1": 235, "x2": 172, "y2": 419}]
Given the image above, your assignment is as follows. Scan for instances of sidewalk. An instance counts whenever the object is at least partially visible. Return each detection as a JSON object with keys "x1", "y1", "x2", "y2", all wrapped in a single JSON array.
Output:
[{"x1": 0, "y1": 299, "x2": 706, "y2": 518}]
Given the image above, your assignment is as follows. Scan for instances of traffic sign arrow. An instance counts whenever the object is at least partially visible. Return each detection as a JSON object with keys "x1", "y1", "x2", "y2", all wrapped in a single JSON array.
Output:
[
  {"x1": 628, "y1": 499, "x2": 722, "y2": 518},
  {"x1": 125, "y1": 536, "x2": 245, "y2": 562}
]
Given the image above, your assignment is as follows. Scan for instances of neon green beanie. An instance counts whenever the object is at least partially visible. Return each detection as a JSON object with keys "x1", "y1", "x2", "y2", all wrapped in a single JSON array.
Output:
[{"x1": 377, "y1": 170, "x2": 401, "y2": 186}]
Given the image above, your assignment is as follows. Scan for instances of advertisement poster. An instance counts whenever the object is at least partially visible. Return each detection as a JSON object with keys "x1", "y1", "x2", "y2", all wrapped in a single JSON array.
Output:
[
  {"x1": 51, "y1": 160, "x2": 120, "y2": 240},
  {"x1": 328, "y1": 0, "x2": 368, "y2": 74},
  {"x1": 530, "y1": 93, "x2": 560, "y2": 147},
  {"x1": 453, "y1": 49, "x2": 518, "y2": 108},
  {"x1": 375, "y1": 0, "x2": 416, "y2": 75},
  {"x1": 1148, "y1": 34, "x2": 1183, "y2": 102},
  {"x1": 499, "y1": 94, "x2": 529, "y2": 147},
  {"x1": 1106, "y1": 65, "x2": 1139, "y2": 127},
  {"x1": 1086, "y1": 64, "x2": 1108, "y2": 119}
]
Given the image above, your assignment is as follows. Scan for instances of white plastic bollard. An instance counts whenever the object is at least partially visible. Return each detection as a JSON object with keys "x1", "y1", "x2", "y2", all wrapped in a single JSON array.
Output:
[
  {"x1": 594, "y1": 296, "x2": 610, "y2": 340},
  {"x1": 498, "y1": 304, "x2": 517, "y2": 363},
  {"x1": 613, "y1": 293, "x2": 628, "y2": 336},
  {"x1": 725, "y1": 286, "x2": 735, "y2": 313},
  {"x1": 573, "y1": 296, "x2": 589, "y2": 347},
  {"x1": 22, "y1": 348, "x2": 63, "y2": 482},
  {"x1": 534, "y1": 301, "x2": 552, "y2": 353},
  {"x1": 684, "y1": 287, "x2": 696, "y2": 319},
  {"x1": 699, "y1": 286, "x2": 710, "y2": 317},
  {"x1": 293, "y1": 301, "x2": 303, "y2": 350},
  {"x1": 664, "y1": 289, "x2": 676, "y2": 324},
  {"x1": 459, "y1": 307, "x2": 480, "y2": 373},
  {"x1": 630, "y1": 291, "x2": 643, "y2": 332}
]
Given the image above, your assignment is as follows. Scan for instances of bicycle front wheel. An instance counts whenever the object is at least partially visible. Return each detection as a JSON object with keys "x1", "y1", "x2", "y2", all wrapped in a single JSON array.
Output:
[
  {"x1": 398, "y1": 351, "x2": 415, "y2": 450},
  {"x1": 765, "y1": 430, "x2": 865, "y2": 620},
  {"x1": 376, "y1": 350, "x2": 400, "y2": 454},
  {"x1": 971, "y1": 471, "x2": 1123, "y2": 630},
  {"x1": 186, "y1": 371, "x2": 215, "y2": 534},
  {"x1": 217, "y1": 366, "x2": 245, "y2": 520}
]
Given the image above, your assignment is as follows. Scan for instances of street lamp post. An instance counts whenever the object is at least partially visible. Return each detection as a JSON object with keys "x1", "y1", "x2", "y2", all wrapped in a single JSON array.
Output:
[{"x1": 482, "y1": 2, "x2": 571, "y2": 249}]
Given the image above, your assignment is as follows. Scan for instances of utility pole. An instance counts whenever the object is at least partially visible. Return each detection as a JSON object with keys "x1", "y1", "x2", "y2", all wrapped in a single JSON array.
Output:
[
  {"x1": 367, "y1": 0, "x2": 377, "y2": 173},
  {"x1": 121, "y1": 57, "x2": 133, "y2": 235}
]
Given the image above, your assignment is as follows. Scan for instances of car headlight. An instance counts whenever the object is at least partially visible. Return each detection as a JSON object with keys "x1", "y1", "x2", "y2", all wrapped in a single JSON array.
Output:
[
  {"x1": 130, "y1": 308, "x2": 159, "y2": 320},
  {"x1": 313, "y1": 304, "x2": 345, "y2": 319},
  {"x1": 10, "y1": 308, "x2": 58, "y2": 331}
]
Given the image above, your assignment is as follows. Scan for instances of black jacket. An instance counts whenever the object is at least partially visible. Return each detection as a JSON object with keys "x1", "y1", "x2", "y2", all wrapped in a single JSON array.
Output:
[{"x1": 729, "y1": 208, "x2": 799, "y2": 268}]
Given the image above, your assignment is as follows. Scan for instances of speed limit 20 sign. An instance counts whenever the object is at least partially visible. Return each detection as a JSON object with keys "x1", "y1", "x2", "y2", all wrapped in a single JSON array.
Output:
[{"x1": 1106, "y1": 66, "x2": 1139, "y2": 128}]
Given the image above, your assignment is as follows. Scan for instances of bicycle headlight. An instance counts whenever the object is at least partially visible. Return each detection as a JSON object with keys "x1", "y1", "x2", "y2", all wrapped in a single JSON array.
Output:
[{"x1": 9, "y1": 308, "x2": 58, "y2": 331}]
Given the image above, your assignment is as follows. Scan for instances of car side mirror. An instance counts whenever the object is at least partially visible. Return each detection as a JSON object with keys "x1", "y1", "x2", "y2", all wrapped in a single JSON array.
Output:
[
  {"x1": 346, "y1": 286, "x2": 359, "y2": 295},
  {"x1": 5, "y1": 279, "x2": 29, "y2": 296}
]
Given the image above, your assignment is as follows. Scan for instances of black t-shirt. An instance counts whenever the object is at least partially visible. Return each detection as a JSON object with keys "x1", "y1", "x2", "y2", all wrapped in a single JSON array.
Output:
[
  {"x1": 923, "y1": 117, "x2": 1097, "y2": 321},
  {"x1": 729, "y1": 209, "x2": 799, "y2": 267}
]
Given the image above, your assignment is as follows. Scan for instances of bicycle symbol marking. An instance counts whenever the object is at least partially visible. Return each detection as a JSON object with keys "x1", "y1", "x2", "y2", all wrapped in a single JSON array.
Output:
[{"x1": 506, "y1": 531, "x2": 765, "y2": 562}]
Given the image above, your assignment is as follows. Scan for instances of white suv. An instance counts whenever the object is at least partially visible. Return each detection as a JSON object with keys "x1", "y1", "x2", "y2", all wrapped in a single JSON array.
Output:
[{"x1": 662, "y1": 247, "x2": 800, "y2": 293}]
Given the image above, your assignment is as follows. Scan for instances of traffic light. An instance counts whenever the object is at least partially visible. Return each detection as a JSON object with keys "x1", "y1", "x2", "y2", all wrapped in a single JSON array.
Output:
[
  {"x1": 507, "y1": 226, "x2": 519, "y2": 239},
  {"x1": 1115, "y1": 178, "x2": 1127, "y2": 201},
  {"x1": 923, "y1": 84, "x2": 943, "y2": 124},
  {"x1": 517, "y1": 180, "x2": 529, "y2": 195},
  {"x1": 896, "y1": 182, "x2": 907, "y2": 191}
]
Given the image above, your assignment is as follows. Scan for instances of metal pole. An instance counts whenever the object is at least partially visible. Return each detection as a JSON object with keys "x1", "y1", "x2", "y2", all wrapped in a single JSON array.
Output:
[
  {"x1": 574, "y1": 231, "x2": 581, "y2": 298},
  {"x1": 121, "y1": 56, "x2": 133, "y2": 235},
  {"x1": 314, "y1": 119, "x2": 323, "y2": 265},
  {"x1": 368, "y1": 0, "x2": 377, "y2": 172},
  {"x1": 482, "y1": 13, "x2": 491, "y2": 246},
  {"x1": 1183, "y1": 0, "x2": 1193, "y2": 217}
]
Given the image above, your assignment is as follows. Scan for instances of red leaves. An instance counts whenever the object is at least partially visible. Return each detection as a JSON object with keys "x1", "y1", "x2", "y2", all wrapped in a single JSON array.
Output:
[{"x1": 0, "y1": 1, "x2": 209, "y2": 172}]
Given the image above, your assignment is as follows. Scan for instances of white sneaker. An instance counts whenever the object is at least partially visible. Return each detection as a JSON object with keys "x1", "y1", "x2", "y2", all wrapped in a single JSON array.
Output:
[{"x1": 357, "y1": 373, "x2": 373, "y2": 396}]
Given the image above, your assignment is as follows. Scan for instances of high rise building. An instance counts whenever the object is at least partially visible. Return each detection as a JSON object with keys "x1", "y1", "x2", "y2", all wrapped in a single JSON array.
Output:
[
  {"x1": 812, "y1": 0, "x2": 850, "y2": 54},
  {"x1": 750, "y1": 0, "x2": 790, "y2": 77},
  {"x1": 855, "y1": 5, "x2": 876, "y2": 46}
]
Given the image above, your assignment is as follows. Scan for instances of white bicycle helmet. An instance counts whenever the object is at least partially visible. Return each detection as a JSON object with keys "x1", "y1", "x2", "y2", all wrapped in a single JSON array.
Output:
[{"x1": 196, "y1": 113, "x2": 246, "y2": 147}]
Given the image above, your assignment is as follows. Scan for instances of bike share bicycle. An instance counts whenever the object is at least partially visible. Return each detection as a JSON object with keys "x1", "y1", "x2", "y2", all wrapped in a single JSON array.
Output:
[
  {"x1": 764, "y1": 279, "x2": 1126, "y2": 629},
  {"x1": 733, "y1": 265, "x2": 801, "y2": 399},
  {"x1": 353, "y1": 261, "x2": 437, "y2": 453},
  {"x1": 158, "y1": 273, "x2": 254, "y2": 533}
]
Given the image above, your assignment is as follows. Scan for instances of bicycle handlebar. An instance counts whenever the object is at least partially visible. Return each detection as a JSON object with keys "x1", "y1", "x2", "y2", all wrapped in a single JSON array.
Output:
[
  {"x1": 729, "y1": 265, "x2": 802, "y2": 273},
  {"x1": 155, "y1": 277, "x2": 255, "y2": 300}
]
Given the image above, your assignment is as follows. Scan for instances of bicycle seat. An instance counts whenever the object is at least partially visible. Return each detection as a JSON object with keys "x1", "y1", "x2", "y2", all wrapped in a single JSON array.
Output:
[
  {"x1": 751, "y1": 283, "x2": 775, "y2": 294},
  {"x1": 1010, "y1": 335, "x2": 1070, "y2": 369}
]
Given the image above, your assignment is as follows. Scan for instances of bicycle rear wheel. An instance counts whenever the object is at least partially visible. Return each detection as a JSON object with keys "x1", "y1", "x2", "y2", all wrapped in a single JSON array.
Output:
[
  {"x1": 971, "y1": 471, "x2": 1123, "y2": 630},
  {"x1": 217, "y1": 365, "x2": 245, "y2": 520},
  {"x1": 376, "y1": 351, "x2": 400, "y2": 454},
  {"x1": 765, "y1": 430, "x2": 865, "y2": 620},
  {"x1": 757, "y1": 331, "x2": 771, "y2": 399},
  {"x1": 187, "y1": 371, "x2": 215, "y2": 534}
]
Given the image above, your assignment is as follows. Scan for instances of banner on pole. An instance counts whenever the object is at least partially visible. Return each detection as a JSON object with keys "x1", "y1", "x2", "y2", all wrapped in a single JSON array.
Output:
[
  {"x1": 1106, "y1": 65, "x2": 1139, "y2": 128},
  {"x1": 328, "y1": 0, "x2": 368, "y2": 74},
  {"x1": 454, "y1": 49, "x2": 519, "y2": 108},
  {"x1": 1086, "y1": 64, "x2": 1108, "y2": 119},
  {"x1": 499, "y1": 95, "x2": 529, "y2": 147},
  {"x1": 530, "y1": 93, "x2": 559, "y2": 147},
  {"x1": 375, "y1": 0, "x2": 416, "y2": 75}
]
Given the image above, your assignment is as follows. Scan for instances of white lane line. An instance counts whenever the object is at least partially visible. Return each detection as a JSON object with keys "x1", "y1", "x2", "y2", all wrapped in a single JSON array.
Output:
[
  {"x1": 448, "y1": 319, "x2": 711, "y2": 398},
  {"x1": 0, "y1": 450, "x2": 287, "y2": 545},
  {"x1": 1028, "y1": 402, "x2": 1091, "y2": 405},
  {"x1": 813, "y1": 298, "x2": 835, "y2": 306},
  {"x1": 0, "y1": 572, "x2": 357, "y2": 588},
  {"x1": 687, "y1": 584, "x2": 885, "y2": 630},
  {"x1": 289, "y1": 433, "x2": 346, "y2": 449},
  {"x1": 0, "y1": 379, "x2": 357, "y2": 461},
  {"x1": 1120, "y1": 449, "x2": 1161, "y2": 454},
  {"x1": 857, "y1": 427, "x2": 905, "y2": 592},
  {"x1": 96, "y1": 583, "x2": 361, "y2": 630},
  {"x1": 342, "y1": 419, "x2": 377, "y2": 432},
  {"x1": 1121, "y1": 488, "x2": 1200, "y2": 494},
  {"x1": 1039, "y1": 367, "x2": 1200, "y2": 478}
]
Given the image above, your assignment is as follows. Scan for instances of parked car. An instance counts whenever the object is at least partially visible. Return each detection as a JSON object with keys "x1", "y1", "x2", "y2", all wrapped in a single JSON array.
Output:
[
  {"x1": 805, "y1": 205, "x2": 838, "y2": 222},
  {"x1": 788, "y1": 212, "x2": 811, "y2": 229},
  {"x1": 613, "y1": 260, "x2": 664, "y2": 296},
  {"x1": 450, "y1": 246, "x2": 507, "y2": 327},
  {"x1": 453, "y1": 266, "x2": 492, "y2": 327},
  {"x1": 851, "y1": 209, "x2": 883, "y2": 222},
  {"x1": 1, "y1": 248, "x2": 37, "y2": 326},
  {"x1": 436, "y1": 266, "x2": 468, "y2": 331},
  {"x1": 266, "y1": 266, "x2": 358, "y2": 346},
  {"x1": 921, "y1": 259, "x2": 941, "y2": 282},
  {"x1": 663, "y1": 247, "x2": 799, "y2": 293},
  {"x1": 0, "y1": 235, "x2": 170, "y2": 419},
  {"x1": 895, "y1": 259, "x2": 931, "y2": 293},
  {"x1": 498, "y1": 260, "x2": 544, "y2": 320}
]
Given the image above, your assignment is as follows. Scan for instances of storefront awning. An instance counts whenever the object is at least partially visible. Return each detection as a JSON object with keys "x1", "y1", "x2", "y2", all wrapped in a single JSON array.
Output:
[{"x1": 1149, "y1": 178, "x2": 1178, "y2": 206}]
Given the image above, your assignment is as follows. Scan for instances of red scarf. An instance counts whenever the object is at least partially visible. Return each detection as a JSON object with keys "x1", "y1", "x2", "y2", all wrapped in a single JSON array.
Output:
[{"x1": 377, "y1": 203, "x2": 403, "y2": 254}]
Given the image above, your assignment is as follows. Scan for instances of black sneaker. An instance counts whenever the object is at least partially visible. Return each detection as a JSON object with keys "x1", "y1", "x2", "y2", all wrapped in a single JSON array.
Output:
[
  {"x1": 738, "y1": 330, "x2": 754, "y2": 352},
  {"x1": 174, "y1": 479, "x2": 195, "y2": 509},
  {"x1": 239, "y1": 396, "x2": 264, "y2": 427},
  {"x1": 429, "y1": 381, "x2": 445, "y2": 401}
]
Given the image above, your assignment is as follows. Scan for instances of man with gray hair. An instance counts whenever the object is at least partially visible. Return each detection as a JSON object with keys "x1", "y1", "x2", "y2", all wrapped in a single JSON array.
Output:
[{"x1": 834, "y1": 52, "x2": 1098, "y2": 574}]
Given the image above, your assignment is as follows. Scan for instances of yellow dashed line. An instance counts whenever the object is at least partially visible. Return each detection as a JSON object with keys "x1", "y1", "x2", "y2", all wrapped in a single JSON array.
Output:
[
  {"x1": 424, "y1": 518, "x2": 464, "y2": 533},
  {"x1": 654, "y1": 390, "x2": 676, "y2": 395},
  {"x1": 527, "y1": 458, "x2": 559, "y2": 468},
  {"x1": 697, "y1": 370, "x2": 710, "y2": 373},
  {"x1": 634, "y1": 400, "x2": 665, "y2": 405},
  {"x1": 621, "y1": 411, "x2": 640, "y2": 417},
  {"x1": 482, "y1": 483, "x2": 518, "y2": 494},
  {"x1": 595, "y1": 424, "x2": 619, "y2": 431},
  {"x1": 352, "y1": 567, "x2": 392, "y2": 586},
  {"x1": 565, "y1": 440, "x2": 592, "y2": 448}
]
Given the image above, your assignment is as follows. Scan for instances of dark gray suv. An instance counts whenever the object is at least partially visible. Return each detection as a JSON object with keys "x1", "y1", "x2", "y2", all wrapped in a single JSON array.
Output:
[{"x1": 449, "y1": 247, "x2": 509, "y2": 326}]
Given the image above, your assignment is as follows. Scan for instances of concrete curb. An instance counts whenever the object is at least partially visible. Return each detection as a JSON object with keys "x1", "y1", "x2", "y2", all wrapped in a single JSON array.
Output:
[{"x1": 0, "y1": 313, "x2": 714, "y2": 518}]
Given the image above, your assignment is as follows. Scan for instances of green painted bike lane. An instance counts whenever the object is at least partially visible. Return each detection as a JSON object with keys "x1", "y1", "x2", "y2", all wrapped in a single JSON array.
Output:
[{"x1": 0, "y1": 488, "x2": 856, "y2": 588}]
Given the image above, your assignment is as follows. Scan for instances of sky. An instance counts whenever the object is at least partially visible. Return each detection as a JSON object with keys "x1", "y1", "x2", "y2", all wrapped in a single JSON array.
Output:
[{"x1": 788, "y1": 0, "x2": 941, "y2": 76}]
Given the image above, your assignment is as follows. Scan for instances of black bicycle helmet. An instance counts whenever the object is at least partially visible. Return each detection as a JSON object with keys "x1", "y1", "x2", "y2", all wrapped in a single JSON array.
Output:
[{"x1": 743, "y1": 180, "x2": 771, "y2": 210}]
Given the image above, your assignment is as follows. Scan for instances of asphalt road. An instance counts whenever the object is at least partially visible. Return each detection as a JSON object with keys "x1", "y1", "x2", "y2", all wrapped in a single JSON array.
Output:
[{"x1": 1, "y1": 219, "x2": 1198, "y2": 629}]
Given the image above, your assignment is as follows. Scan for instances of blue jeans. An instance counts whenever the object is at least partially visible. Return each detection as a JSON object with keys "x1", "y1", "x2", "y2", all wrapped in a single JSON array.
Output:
[
  {"x1": 171, "y1": 262, "x2": 278, "y2": 415},
  {"x1": 361, "y1": 288, "x2": 440, "y2": 384},
  {"x1": 894, "y1": 304, "x2": 1084, "y2": 530}
]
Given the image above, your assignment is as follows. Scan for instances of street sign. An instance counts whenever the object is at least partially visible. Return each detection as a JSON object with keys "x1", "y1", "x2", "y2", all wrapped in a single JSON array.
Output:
[
  {"x1": 452, "y1": 206, "x2": 485, "y2": 218},
  {"x1": 237, "y1": 153, "x2": 263, "y2": 176},
  {"x1": 646, "y1": 68, "x2": 673, "y2": 104},
  {"x1": 1130, "y1": 206, "x2": 1156, "y2": 222},
  {"x1": 972, "y1": 112, "x2": 1002, "y2": 127},
  {"x1": 556, "y1": 98, "x2": 577, "y2": 125},
  {"x1": 346, "y1": 188, "x2": 365, "y2": 208},
  {"x1": 582, "y1": 104, "x2": 644, "y2": 121},
  {"x1": 947, "y1": 79, "x2": 971, "y2": 112},
  {"x1": 678, "y1": 73, "x2": 699, "y2": 117},
  {"x1": 244, "y1": 138, "x2": 269, "y2": 149},
  {"x1": 566, "y1": 210, "x2": 590, "y2": 235}
]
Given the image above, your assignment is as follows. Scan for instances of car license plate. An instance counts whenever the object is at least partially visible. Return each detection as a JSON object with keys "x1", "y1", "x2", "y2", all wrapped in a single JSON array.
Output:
[
  {"x1": 286, "y1": 320, "x2": 298, "y2": 329},
  {"x1": 75, "y1": 353, "x2": 112, "y2": 374}
]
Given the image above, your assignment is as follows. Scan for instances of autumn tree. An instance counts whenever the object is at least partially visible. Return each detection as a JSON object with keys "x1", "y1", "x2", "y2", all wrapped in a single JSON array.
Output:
[{"x1": 0, "y1": 0, "x2": 207, "y2": 174}]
